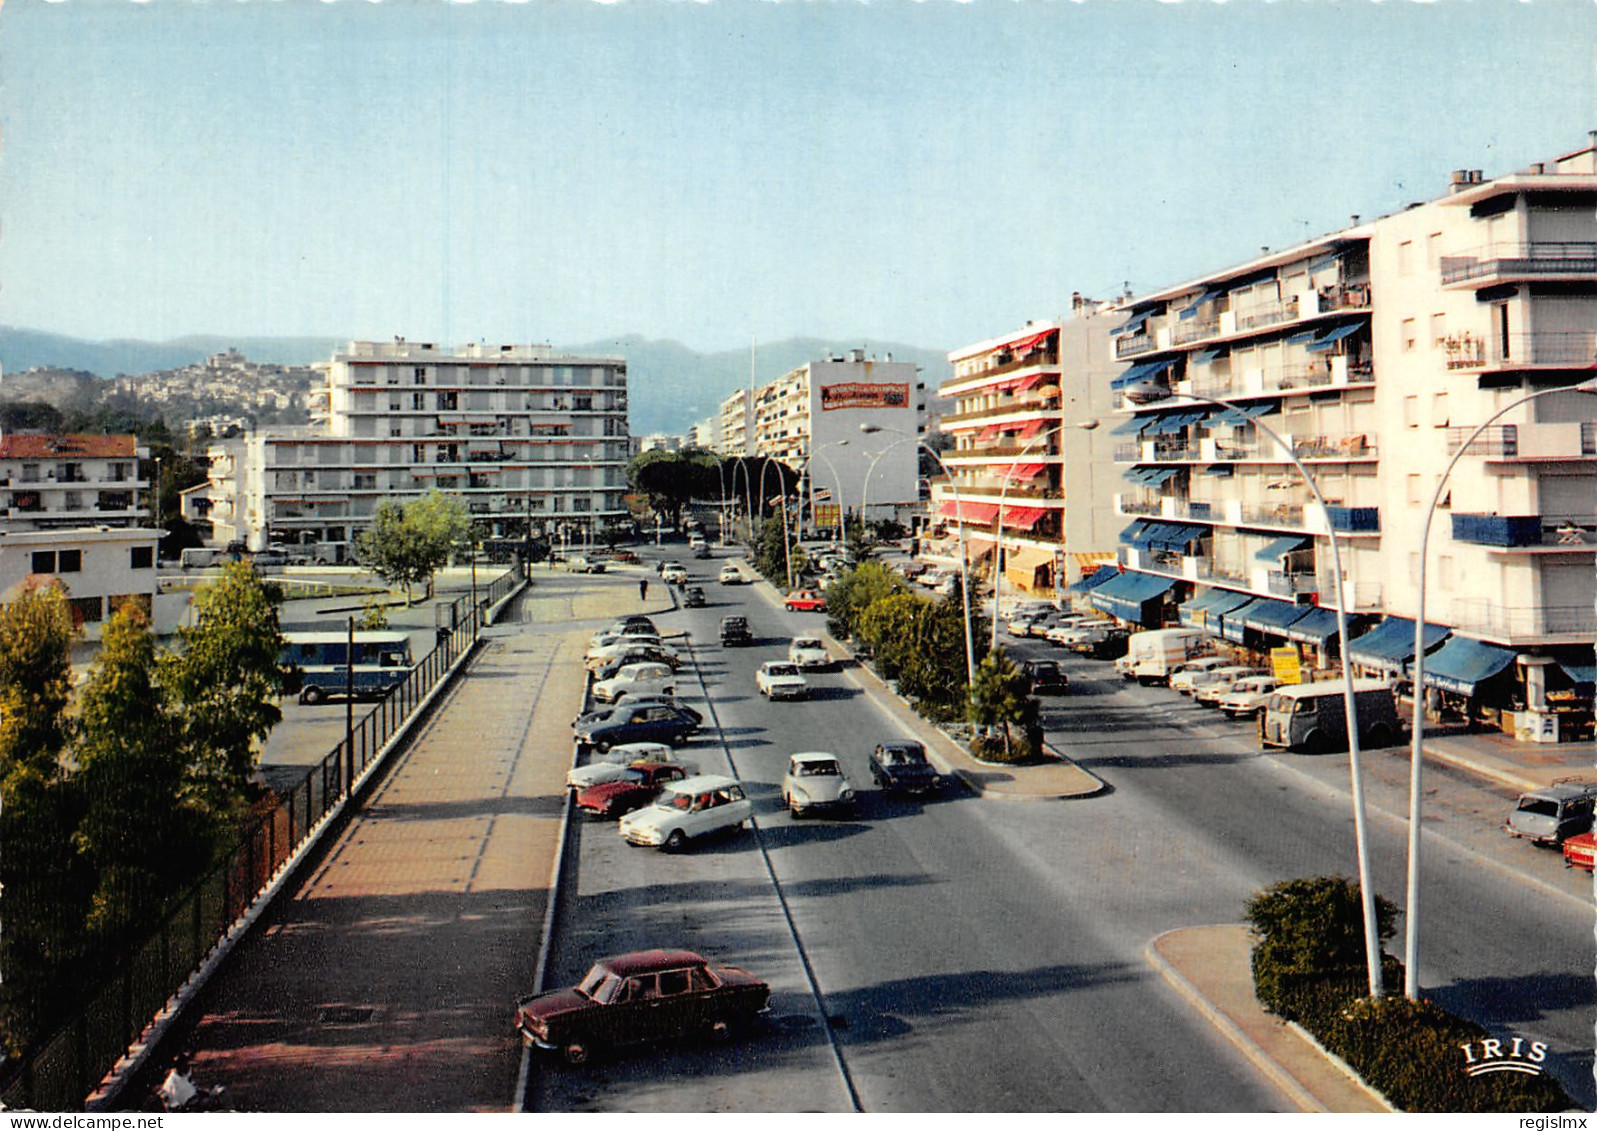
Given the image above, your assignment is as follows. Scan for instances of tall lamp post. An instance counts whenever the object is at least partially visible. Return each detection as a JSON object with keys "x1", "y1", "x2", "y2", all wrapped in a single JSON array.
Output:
[
  {"x1": 1126, "y1": 381, "x2": 1384, "y2": 998},
  {"x1": 860, "y1": 423, "x2": 976, "y2": 687},
  {"x1": 758, "y1": 458, "x2": 794, "y2": 589},
  {"x1": 1402, "y1": 376, "x2": 1597, "y2": 999},
  {"x1": 806, "y1": 439, "x2": 849, "y2": 548}
]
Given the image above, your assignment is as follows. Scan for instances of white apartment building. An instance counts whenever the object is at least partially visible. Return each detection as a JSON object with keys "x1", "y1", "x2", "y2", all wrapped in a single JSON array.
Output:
[
  {"x1": 0, "y1": 526, "x2": 161, "y2": 638},
  {"x1": 202, "y1": 340, "x2": 630, "y2": 560},
  {"x1": 751, "y1": 350, "x2": 926, "y2": 530},
  {"x1": 0, "y1": 433, "x2": 147, "y2": 531},
  {"x1": 937, "y1": 301, "x2": 1123, "y2": 595},
  {"x1": 716, "y1": 388, "x2": 754, "y2": 457},
  {"x1": 1096, "y1": 135, "x2": 1596, "y2": 742}
]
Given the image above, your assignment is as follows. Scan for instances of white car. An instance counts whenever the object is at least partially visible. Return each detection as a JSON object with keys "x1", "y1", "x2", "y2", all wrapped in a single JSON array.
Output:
[
  {"x1": 1044, "y1": 617, "x2": 1098, "y2": 645},
  {"x1": 591, "y1": 661, "x2": 678, "y2": 704},
  {"x1": 586, "y1": 629, "x2": 663, "y2": 654},
  {"x1": 1169, "y1": 656, "x2": 1236, "y2": 695},
  {"x1": 1195, "y1": 667, "x2": 1267, "y2": 706},
  {"x1": 787, "y1": 636, "x2": 832, "y2": 672},
  {"x1": 661, "y1": 564, "x2": 689, "y2": 584},
  {"x1": 585, "y1": 638, "x2": 680, "y2": 670},
  {"x1": 1217, "y1": 676, "x2": 1282, "y2": 719},
  {"x1": 756, "y1": 661, "x2": 808, "y2": 700},
  {"x1": 718, "y1": 564, "x2": 745, "y2": 585},
  {"x1": 782, "y1": 752, "x2": 856, "y2": 818},
  {"x1": 618, "y1": 774, "x2": 753, "y2": 851},
  {"x1": 565, "y1": 742, "x2": 686, "y2": 791}
]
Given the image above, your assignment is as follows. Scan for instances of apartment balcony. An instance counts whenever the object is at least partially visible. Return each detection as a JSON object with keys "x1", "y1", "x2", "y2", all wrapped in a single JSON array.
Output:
[
  {"x1": 1240, "y1": 502, "x2": 1306, "y2": 529},
  {"x1": 945, "y1": 443, "x2": 1062, "y2": 463},
  {"x1": 959, "y1": 485, "x2": 1060, "y2": 504},
  {"x1": 1151, "y1": 441, "x2": 1201, "y2": 461},
  {"x1": 1447, "y1": 599, "x2": 1597, "y2": 643},
  {"x1": 1172, "y1": 317, "x2": 1221, "y2": 346},
  {"x1": 1324, "y1": 506, "x2": 1380, "y2": 533},
  {"x1": 940, "y1": 394, "x2": 1063, "y2": 429},
  {"x1": 1292, "y1": 434, "x2": 1377, "y2": 461},
  {"x1": 1114, "y1": 333, "x2": 1157, "y2": 360},
  {"x1": 1266, "y1": 570, "x2": 1318, "y2": 598},
  {"x1": 1118, "y1": 495, "x2": 1164, "y2": 517},
  {"x1": 940, "y1": 351, "x2": 1060, "y2": 396},
  {"x1": 1194, "y1": 560, "x2": 1248, "y2": 586},
  {"x1": 1440, "y1": 242, "x2": 1597, "y2": 287},
  {"x1": 1234, "y1": 295, "x2": 1302, "y2": 333},
  {"x1": 1194, "y1": 354, "x2": 1373, "y2": 403},
  {"x1": 1444, "y1": 330, "x2": 1597, "y2": 372},
  {"x1": 1315, "y1": 282, "x2": 1373, "y2": 313},
  {"x1": 1452, "y1": 512, "x2": 1596, "y2": 549}
]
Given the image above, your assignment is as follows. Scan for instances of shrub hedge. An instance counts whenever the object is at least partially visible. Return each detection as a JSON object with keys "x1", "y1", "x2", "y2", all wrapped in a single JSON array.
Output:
[{"x1": 1246, "y1": 876, "x2": 1572, "y2": 1113}]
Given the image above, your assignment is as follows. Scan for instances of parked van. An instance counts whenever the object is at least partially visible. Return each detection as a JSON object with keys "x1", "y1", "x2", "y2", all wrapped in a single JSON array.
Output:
[
  {"x1": 1124, "y1": 628, "x2": 1210, "y2": 685},
  {"x1": 1259, "y1": 679, "x2": 1401, "y2": 754},
  {"x1": 179, "y1": 547, "x2": 229, "y2": 570},
  {"x1": 281, "y1": 631, "x2": 414, "y2": 705}
]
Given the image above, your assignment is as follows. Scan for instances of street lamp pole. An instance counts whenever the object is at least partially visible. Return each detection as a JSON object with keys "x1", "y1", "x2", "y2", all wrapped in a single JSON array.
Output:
[
  {"x1": 759, "y1": 458, "x2": 794, "y2": 589},
  {"x1": 1126, "y1": 383, "x2": 1384, "y2": 998},
  {"x1": 806, "y1": 440, "x2": 848, "y2": 549},
  {"x1": 861, "y1": 424, "x2": 976, "y2": 687},
  {"x1": 1402, "y1": 377, "x2": 1597, "y2": 999}
]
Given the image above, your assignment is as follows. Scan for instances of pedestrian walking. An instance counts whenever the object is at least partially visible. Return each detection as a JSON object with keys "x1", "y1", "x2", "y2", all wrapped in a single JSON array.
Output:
[{"x1": 639, "y1": 578, "x2": 648, "y2": 601}]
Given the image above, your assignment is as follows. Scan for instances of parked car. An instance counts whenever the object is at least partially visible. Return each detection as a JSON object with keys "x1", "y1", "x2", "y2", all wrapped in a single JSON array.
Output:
[
  {"x1": 587, "y1": 637, "x2": 681, "y2": 668},
  {"x1": 1195, "y1": 667, "x2": 1267, "y2": 706},
  {"x1": 566, "y1": 556, "x2": 608, "y2": 574},
  {"x1": 610, "y1": 550, "x2": 641, "y2": 564},
  {"x1": 787, "y1": 636, "x2": 832, "y2": 672},
  {"x1": 719, "y1": 615, "x2": 753, "y2": 647},
  {"x1": 577, "y1": 762, "x2": 692, "y2": 820},
  {"x1": 572, "y1": 698, "x2": 700, "y2": 733},
  {"x1": 565, "y1": 742, "x2": 682, "y2": 791},
  {"x1": 1217, "y1": 676, "x2": 1281, "y2": 719},
  {"x1": 618, "y1": 774, "x2": 754, "y2": 851},
  {"x1": 1563, "y1": 830, "x2": 1596, "y2": 871},
  {"x1": 1505, "y1": 781, "x2": 1597, "y2": 846},
  {"x1": 1019, "y1": 659, "x2": 1069, "y2": 695},
  {"x1": 868, "y1": 741, "x2": 939, "y2": 795},
  {"x1": 682, "y1": 585, "x2": 707, "y2": 608},
  {"x1": 782, "y1": 752, "x2": 856, "y2": 817},
  {"x1": 784, "y1": 588, "x2": 826, "y2": 612},
  {"x1": 575, "y1": 702, "x2": 701, "y2": 753},
  {"x1": 756, "y1": 661, "x2": 808, "y2": 701},
  {"x1": 718, "y1": 564, "x2": 745, "y2": 585},
  {"x1": 586, "y1": 631, "x2": 665, "y2": 659},
  {"x1": 1169, "y1": 656, "x2": 1237, "y2": 695},
  {"x1": 597, "y1": 615, "x2": 657, "y2": 639},
  {"x1": 514, "y1": 949, "x2": 769, "y2": 1065},
  {"x1": 592, "y1": 661, "x2": 678, "y2": 704},
  {"x1": 1007, "y1": 614, "x2": 1044, "y2": 638},
  {"x1": 661, "y1": 563, "x2": 689, "y2": 585}
]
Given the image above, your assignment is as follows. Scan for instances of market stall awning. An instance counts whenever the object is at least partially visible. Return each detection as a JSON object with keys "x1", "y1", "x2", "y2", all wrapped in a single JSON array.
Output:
[
  {"x1": 1218, "y1": 599, "x2": 1260, "y2": 642},
  {"x1": 1242, "y1": 598, "x2": 1313, "y2": 635},
  {"x1": 1179, "y1": 586, "x2": 1247, "y2": 627},
  {"x1": 1003, "y1": 545, "x2": 1056, "y2": 590},
  {"x1": 1417, "y1": 636, "x2": 1518, "y2": 695},
  {"x1": 1553, "y1": 656, "x2": 1596, "y2": 690},
  {"x1": 1069, "y1": 564, "x2": 1120, "y2": 593},
  {"x1": 1348, "y1": 616, "x2": 1450, "y2": 670},
  {"x1": 1285, "y1": 607, "x2": 1342, "y2": 645},
  {"x1": 1088, "y1": 570, "x2": 1175, "y2": 623}
]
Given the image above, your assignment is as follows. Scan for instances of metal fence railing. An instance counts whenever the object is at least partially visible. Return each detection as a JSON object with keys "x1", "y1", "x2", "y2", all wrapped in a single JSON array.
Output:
[{"x1": 2, "y1": 565, "x2": 525, "y2": 1112}]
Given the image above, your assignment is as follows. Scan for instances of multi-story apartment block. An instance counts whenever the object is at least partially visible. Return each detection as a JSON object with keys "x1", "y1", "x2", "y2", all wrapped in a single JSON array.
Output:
[
  {"x1": 684, "y1": 416, "x2": 717, "y2": 451},
  {"x1": 750, "y1": 350, "x2": 926, "y2": 527},
  {"x1": 716, "y1": 388, "x2": 754, "y2": 457},
  {"x1": 0, "y1": 526, "x2": 160, "y2": 635},
  {"x1": 936, "y1": 303, "x2": 1124, "y2": 595},
  {"x1": 1097, "y1": 135, "x2": 1596, "y2": 741},
  {"x1": 200, "y1": 340, "x2": 630, "y2": 561},
  {"x1": 0, "y1": 433, "x2": 148, "y2": 530}
]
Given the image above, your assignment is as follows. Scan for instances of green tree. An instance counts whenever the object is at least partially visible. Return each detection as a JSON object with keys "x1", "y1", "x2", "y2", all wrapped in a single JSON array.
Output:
[
  {"x1": 628, "y1": 449, "x2": 725, "y2": 530},
  {"x1": 823, "y1": 560, "x2": 909, "y2": 641},
  {"x1": 73, "y1": 605, "x2": 217, "y2": 944},
  {"x1": 158, "y1": 563, "x2": 288, "y2": 821},
  {"x1": 753, "y1": 515, "x2": 800, "y2": 587},
  {"x1": 856, "y1": 591, "x2": 924, "y2": 679},
  {"x1": 967, "y1": 649, "x2": 1039, "y2": 762},
  {"x1": 353, "y1": 489, "x2": 470, "y2": 603}
]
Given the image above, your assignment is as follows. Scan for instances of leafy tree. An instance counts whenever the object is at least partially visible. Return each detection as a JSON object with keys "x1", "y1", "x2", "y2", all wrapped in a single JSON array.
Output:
[
  {"x1": 967, "y1": 650, "x2": 1040, "y2": 762},
  {"x1": 158, "y1": 563, "x2": 288, "y2": 820},
  {"x1": 353, "y1": 489, "x2": 470, "y2": 603},
  {"x1": 823, "y1": 560, "x2": 909, "y2": 641},
  {"x1": 856, "y1": 591, "x2": 924, "y2": 680},
  {"x1": 753, "y1": 515, "x2": 801, "y2": 587},
  {"x1": 628, "y1": 449, "x2": 725, "y2": 530},
  {"x1": 0, "y1": 582, "x2": 77, "y2": 782},
  {"x1": 73, "y1": 605, "x2": 216, "y2": 944}
]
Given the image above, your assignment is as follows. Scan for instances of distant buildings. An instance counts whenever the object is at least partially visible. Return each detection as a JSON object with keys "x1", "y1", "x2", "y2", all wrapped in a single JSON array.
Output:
[{"x1": 197, "y1": 340, "x2": 630, "y2": 560}]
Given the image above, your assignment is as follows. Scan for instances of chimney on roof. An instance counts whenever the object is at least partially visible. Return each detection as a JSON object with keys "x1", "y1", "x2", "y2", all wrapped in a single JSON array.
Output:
[
  {"x1": 1469, "y1": 169, "x2": 1483, "y2": 183},
  {"x1": 1530, "y1": 162, "x2": 1546, "y2": 175}
]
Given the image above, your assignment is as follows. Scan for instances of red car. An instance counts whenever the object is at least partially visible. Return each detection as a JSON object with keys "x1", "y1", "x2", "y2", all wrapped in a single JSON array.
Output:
[
  {"x1": 1563, "y1": 830, "x2": 1596, "y2": 871},
  {"x1": 516, "y1": 949, "x2": 770, "y2": 1065},
  {"x1": 576, "y1": 762, "x2": 689, "y2": 819},
  {"x1": 784, "y1": 588, "x2": 826, "y2": 612}
]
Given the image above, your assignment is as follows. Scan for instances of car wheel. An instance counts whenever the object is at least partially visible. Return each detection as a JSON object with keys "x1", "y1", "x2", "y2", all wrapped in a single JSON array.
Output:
[
  {"x1": 663, "y1": 829, "x2": 687, "y2": 853},
  {"x1": 594, "y1": 740, "x2": 610, "y2": 754},
  {"x1": 300, "y1": 685, "x2": 326, "y2": 705},
  {"x1": 1367, "y1": 723, "x2": 1395, "y2": 747},
  {"x1": 561, "y1": 1037, "x2": 597, "y2": 1066},
  {"x1": 1303, "y1": 729, "x2": 1328, "y2": 756},
  {"x1": 706, "y1": 1017, "x2": 735, "y2": 1044}
]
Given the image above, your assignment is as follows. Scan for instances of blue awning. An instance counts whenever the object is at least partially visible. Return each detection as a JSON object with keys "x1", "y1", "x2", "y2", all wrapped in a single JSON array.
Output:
[
  {"x1": 1348, "y1": 616, "x2": 1450, "y2": 670},
  {"x1": 1242, "y1": 598, "x2": 1313, "y2": 635},
  {"x1": 1210, "y1": 402, "x2": 1275, "y2": 427},
  {"x1": 1088, "y1": 570, "x2": 1175, "y2": 622},
  {"x1": 1120, "y1": 520, "x2": 1156, "y2": 546},
  {"x1": 1135, "y1": 467, "x2": 1180, "y2": 487},
  {"x1": 1111, "y1": 415, "x2": 1152, "y2": 435},
  {"x1": 1179, "y1": 586, "x2": 1246, "y2": 626},
  {"x1": 1306, "y1": 322, "x2": 1364, "y2": 353},
  {"x1": 1194, "y1": 346, "x2": 1229, "y2": 364},
  {"x1": 1112, "y1": 358, "x2": 1175, "y2": 390},
  {"x1": 1194, "y1": 590, "x2": 1256, "y2": 636},
  {"x1": 1178, "y1": 285, "x2": 1226, "y2": 320},
  {"x1": 1418, "y1": 637, "x2": 1519, "y2": 695},
  {"x1": 1116, "y1": 312, "x2": 1151, "y2": 337},
  {"x1": 1287, "y1": 329, "x2": 1318, "y2": 345},
  {"x1": 1068, "y1": 564, "x2": 1121, "y2": 593},
  {"x1": 1255, "y1": 536, "x2": 1309, "y2": 562},
  {"x1": 1219, "y1": 599, "x2": 1260, "y2": 642},
  {"x1": 1554, "y1": 656, "x2": 1596, "y2": 690},
  {"x1": 1286, "y1": 607, "x2": 1342, "y2": 645}
]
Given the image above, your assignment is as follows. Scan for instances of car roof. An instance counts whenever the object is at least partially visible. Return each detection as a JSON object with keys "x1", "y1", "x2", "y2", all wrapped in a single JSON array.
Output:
[
  {"x1": 596, "y1": 949, "x2": 708, "y2": 976},
  {"x1": 877, "y1": 740, "x2": 925, "y2": 753},
  {"x1": 791, "y1": 751, "x2": 839, "y2": 764},
  {"x1": 1524, "y1": 782, "x2": 1597, "y2": 801},
  {"x1": 666, "y1": 773, "x2": 739, "y2": 790}
]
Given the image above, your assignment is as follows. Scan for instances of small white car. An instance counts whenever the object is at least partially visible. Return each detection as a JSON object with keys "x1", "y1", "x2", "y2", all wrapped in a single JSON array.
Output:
[
  {"x1": 586, "y1": 638, "x2": 680, "y2": 670},
  {"x1": 618, "y1": 774, "x2": 753, "y2": 851},
  {"x1": 1195, "y1": 667, "x2": 1267, "y2": 706},
  {"x1": 1169, "y1": 657, "x2": 1237, "y2": 695},
  {"x1": 661, "y1": 564, "x2": 689, "y2": 584},
  {"x1": 756, "y1": 661, "x2": 808, "y2": 700},
  {"x1": 591, "y1": 661, "x2": 678, "y2": 704},
  {"x1": 787, "y1": 636, "x2": 832, "y2": 672},
  {"x1": 782, "y1": 752, "x2": 856, "y2": 818},
  {"x1": 585, "y1": 631, "x2": 663, "y2": 658},
  {"x1": 1217, "y1": 676, "x2": 1281, "y2": 719},
  {"x1": 565, "y1": 742, "x2": 685, "y2": 791},
  {"x1": 718, "y1": 564, "x2": 745, "y2": 585}
]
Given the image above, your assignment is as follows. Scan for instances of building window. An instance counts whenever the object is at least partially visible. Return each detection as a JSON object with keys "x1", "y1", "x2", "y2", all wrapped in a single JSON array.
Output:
[
  {"x1": 1426, "y1": 232, "x2": 1443, "y2": 268},
  {"x1": 70, "y1": 596, "x2": 103, "y2": 624},
  {"x1": 1397, "y1": 240, "x2": 1413, "y2": 275},
  {"x1": 412, "y1": 392, "x2": 426, "y2": 411},
  {"x1": 31, "y1": 550, "x2": 56, "y2": 573},
  {"x1": 1432, "y1": 391, "x2": 1450, "y2": 427},
  {"x1": 1429, "y1": 312, "x2": 1447, "y2": 348},
  {"x1": 414, "y1": 367, "x2": 427, "y2": 384},
  {"x1": 1404, "y1": 396, "x2": 1419, "y2": 429},
  {"x1": 130, "y1": 545, "x2": 154, "y2": 569},
  {"x1": 1406, "y1": 474, "x2": 1422, "y2": 506},
  {"x1": 1401, "y1": 318, "x2": 1417, "y2": 351},
  {"x1": 437, "y1": 391, "x2": 458, "y2": 410}
]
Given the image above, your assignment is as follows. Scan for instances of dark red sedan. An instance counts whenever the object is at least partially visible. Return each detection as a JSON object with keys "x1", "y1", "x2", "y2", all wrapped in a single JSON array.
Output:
[
  {"x1": 576, "y1": 762, "x2": 690, "y2": 819},
  {"x1": 516, "y1": 949, "x2": 770, "y2": 1065}
]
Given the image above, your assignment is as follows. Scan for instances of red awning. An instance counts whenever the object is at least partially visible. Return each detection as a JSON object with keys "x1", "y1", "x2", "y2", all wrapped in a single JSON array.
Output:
[
  {"x1": 1006, "y1": 373, "x2": 1045, "y2": 393},
  {"x1": 976, "y1": 425, "x2": 1003, "y2": 442},
  {"x1": 939, "y1": 500, "x2": 999, "y2": 523},
  {"x1": 1000, "y1": 506, "x2": 1047, "y2": 530},
  {"x1": 1003, "y1": 463, "x2": 1047, "y2": 482},
  {"x1": 1004, "y1": 327, "x2": 1058, "y2": 354},
  {"x1": 1016, "y1": 419, "x2": 1045, "y2": 440}
]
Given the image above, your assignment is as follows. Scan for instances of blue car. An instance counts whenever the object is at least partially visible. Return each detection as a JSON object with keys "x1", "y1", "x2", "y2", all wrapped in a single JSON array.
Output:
[{"x1": 575, "y1": 702, "x2": 701, "y2": 753}]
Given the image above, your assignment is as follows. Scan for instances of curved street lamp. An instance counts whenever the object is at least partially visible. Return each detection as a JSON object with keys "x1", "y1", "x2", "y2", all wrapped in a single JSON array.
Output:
[
  {"x1": 1125, "y1": 380, "x2": 1384, "y2": 999},
  {"x1": 1402, "y1": 376, "x2": 1597, "y2": 999},
  {"x1": 759, "y1": 457, "x2": 794, "y2": 589},
  {"x1": 860, "y1": 423, "x2": 976, "y2": 688},
  {"x1": 806, "y1": 439, "x2": 849, "y2": 548}
]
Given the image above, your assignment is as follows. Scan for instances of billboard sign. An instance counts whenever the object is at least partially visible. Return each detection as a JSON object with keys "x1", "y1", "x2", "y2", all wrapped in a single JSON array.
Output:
[{"x1": 820, "y1": 382, "x2": 909, "y2": 411}]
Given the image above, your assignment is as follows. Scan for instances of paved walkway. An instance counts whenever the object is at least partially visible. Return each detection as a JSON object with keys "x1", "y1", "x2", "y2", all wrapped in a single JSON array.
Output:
[{"x1": 173, "y1": 572, "x2": 662, "y2": 1112}]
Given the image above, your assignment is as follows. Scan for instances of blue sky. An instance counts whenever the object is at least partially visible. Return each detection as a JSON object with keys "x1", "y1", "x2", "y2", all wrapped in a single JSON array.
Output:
[{"x1": 1, "y1": 0, "x2": 1593, "y2": 354}]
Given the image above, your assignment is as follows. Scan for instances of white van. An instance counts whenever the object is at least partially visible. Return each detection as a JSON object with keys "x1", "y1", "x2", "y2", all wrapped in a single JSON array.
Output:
[
  {"x1": 1124, "y1": 628, "x2": 1209, "y2": 685},
  {"x1": 1260, "y1": 680, "x2": 1401, "y2": 753},
  {"x1": 179, "y1": 547, "x2": 228, "y2": 570}
]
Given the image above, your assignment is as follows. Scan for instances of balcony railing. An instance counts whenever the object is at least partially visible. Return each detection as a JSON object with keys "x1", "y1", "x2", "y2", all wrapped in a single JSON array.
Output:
[
  {"x1": 1446, "y1": 425, "x2": 1518, "y2": 457},
  {"x1": 1241, "y1": 502, "x2": 1305, "y2": 528},
  {"x1": 1235, "y1": 295, "x2": 1301, "y2": 332},
  {"x1": 1445, "y1": 330, "x2": 1597, "y2": 370},
  {"x1": 1152, "y1": 442, "x2": 1200, "y2": 461},
  {"x1": 940, "y1": 395, "x2": 1062, "y2": 428},
  {"x1": 1452, "y1": 512, "x2": 1596, "y2": 548},
  {"x1": 1267, "y1": 570, "x2": 1318, "y2": 597},
  {"x1": 1316, "y1": 283, "x2": 1372, "y2": 312},
  {"x1": 1112, "y1": 443, "x2": 1141, "y2": 463},
  {"x1": 1292, "y1": 434, "x2": 1376, "y2": 460},
  {"x1": 1172, "y1": 317, "x2": 1221, "y2": 345},
  {"x1": 1114, "y1": 333, "x2": 1156, "y2": 359},
  {"x1": 1440, "y1": 242, "x2": 1597, "y2": 285},
  {"x1": 1119, "y1": 496, "x2": 1163, "y2": 516},
  {"x1": 1584, "y1": 422, "x2": 1596, "y2": 457},
  {"x1": 1194, "y1": 561, "x2": 1249, "y2": 585},
  {"x1": 1326, "y1": 506, "x2": 1380, "y2": 533},
  {"x1": 1170, "y1": 500, "x2": 1213, "y2": 521},
  {"x1": 1448, "y1": 599, "x2": 1597, "y2": 639}
]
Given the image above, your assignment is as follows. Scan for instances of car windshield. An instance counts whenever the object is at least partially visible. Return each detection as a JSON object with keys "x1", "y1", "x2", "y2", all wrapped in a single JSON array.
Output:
[
  {"x1": 798, "y1": 761, "x2": 840, "y2": 776},
  {"x1": 793, "y1": 638, "x2": 822, "y2": 649},
  {"x1": 767, "y1": 664, "x2": 799, "y2": 677},
  {"x1": 1516, "y1": 797, "x2": 1560, "y2": 817},
  {"x1": 663, "y1": 790, "x2": 694, "y2": 811},
  {"x1": 578, "y1": 966, "x2": 624, "y2": 1004}
]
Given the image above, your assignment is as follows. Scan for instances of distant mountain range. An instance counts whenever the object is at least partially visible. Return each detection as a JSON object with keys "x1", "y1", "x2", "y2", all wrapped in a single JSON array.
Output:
[{"x1": 0, "y1": 325, "x2": 953, "y2": 435}]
